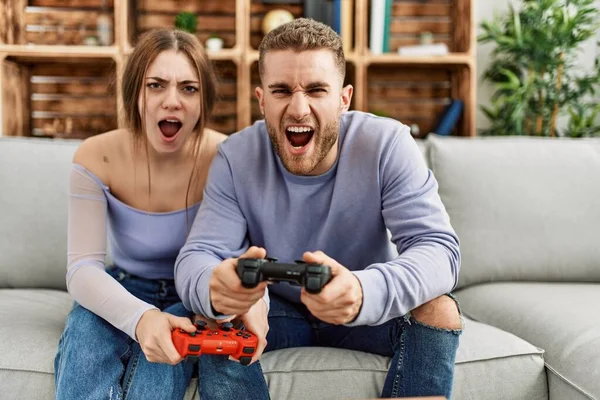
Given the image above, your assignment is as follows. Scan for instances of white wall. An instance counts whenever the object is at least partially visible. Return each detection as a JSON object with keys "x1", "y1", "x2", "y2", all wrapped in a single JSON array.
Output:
[{"x1": 475, "y1": 0, "x2": 600, "y2": 132}]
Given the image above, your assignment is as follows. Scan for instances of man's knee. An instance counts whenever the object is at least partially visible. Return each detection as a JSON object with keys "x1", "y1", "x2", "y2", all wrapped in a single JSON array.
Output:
[{"x1": 411, "y1": 295, "x2": 462, "y2": 330}]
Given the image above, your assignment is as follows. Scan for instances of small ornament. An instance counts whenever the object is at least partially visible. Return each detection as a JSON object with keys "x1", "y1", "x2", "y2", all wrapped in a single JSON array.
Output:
[{"x1": 262, "y1": 9, "x2": 294, "y2": 35}]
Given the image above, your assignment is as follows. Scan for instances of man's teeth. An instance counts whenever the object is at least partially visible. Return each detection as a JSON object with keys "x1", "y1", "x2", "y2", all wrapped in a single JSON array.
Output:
[{"x1": 287, "y1": 126, "x2": 312, "y2": 133}]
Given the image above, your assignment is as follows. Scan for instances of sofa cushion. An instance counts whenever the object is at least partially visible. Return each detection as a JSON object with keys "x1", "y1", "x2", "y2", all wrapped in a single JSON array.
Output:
[
  {"x1": 260, "y1": 317, "x2": 548, "y2": 400},
  {"x1": 456, "y1": 282, "x2": 600, "y2": 399},
  {"x1": 0, "y1": 287, "x2": 547, "y2": 400},
  {"x1": 0, "y1": 137, "x2": 80, "y2": 290},
  {"x1": 427, "y1": 135, "x2": 600, "y2": 289}
]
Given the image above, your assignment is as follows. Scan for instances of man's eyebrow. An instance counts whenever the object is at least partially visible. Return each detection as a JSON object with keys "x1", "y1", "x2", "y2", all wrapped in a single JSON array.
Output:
[
  {"x1": 146, "y1": 77, "x2": 199, "y2": 84},
  {"x1": 305, "y1": 81, "x2": 331, "y2": 89},
  {"x1": 267, "y1": 81, "x2": 331, "y2": 90},
  {"x1": 267, "y1": 82, "x2": 292, "y2": 90}
]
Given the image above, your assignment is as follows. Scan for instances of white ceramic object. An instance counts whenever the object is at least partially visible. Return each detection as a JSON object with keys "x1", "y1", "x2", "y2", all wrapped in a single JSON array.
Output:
[{"x1": 206, "y1": 37, "x2": 224, "y2": 52}]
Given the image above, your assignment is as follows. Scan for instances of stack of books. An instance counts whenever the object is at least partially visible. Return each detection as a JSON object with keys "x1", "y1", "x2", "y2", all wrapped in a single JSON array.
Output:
[{"x1": 304, "y1": 0, "x2": 354, "y2": 53}]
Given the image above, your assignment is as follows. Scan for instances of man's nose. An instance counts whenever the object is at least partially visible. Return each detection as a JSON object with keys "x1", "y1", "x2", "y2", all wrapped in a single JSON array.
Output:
[{"x1": 287, "y1": 92, "x2": 310, "y2": 120}]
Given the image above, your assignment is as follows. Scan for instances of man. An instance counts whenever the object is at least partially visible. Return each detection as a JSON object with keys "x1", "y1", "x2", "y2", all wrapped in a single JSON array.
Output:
[{"x1": 175, "y1": 18, "x2": 462, "y2": 399}]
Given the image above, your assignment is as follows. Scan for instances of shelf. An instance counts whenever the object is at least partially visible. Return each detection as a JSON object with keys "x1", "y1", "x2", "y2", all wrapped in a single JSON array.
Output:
[
  {"x1": 1, "y1": 0, "x2": 476, "y2": 138},
  {"x1": 0, "y1": 45, "x2": 119, "y2": 59},
  {"x1": 366, "y1": 53, "x2": 474, "y2": 66},
  {"x1": 246, "y1": 50, "x2": 359, "y2": 64},
  {"x1": 123, "y1": 46, "x2": 241, "y2": 63}
]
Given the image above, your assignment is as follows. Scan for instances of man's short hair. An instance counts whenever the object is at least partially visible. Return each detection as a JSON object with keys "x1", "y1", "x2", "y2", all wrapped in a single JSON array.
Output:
[{"x1": 258, "y1": 18, "x2": 346, "y2": 83}]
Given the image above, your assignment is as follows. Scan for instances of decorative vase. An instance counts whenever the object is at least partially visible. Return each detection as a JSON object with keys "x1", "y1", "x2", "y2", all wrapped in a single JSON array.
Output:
[{"x1": 206, "y1": 37, "x2": 224, "y2": 52}]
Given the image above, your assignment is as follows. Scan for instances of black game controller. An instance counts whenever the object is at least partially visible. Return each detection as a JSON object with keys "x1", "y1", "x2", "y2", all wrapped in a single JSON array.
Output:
[{"x1": 237, "y1": 257, "x2": 332, "y2": 294}]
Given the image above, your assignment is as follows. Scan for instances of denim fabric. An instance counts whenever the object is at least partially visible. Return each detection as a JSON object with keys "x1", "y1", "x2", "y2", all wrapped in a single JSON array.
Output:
[
  {"x1": 54, "y1": 267, "x2": 194, "y2": 400},
  {"x1": 261, "y1": 292, "x2": 462, "y2": 399},
  {"x1": 54, "y1": 267, "x2": 269, "y2": 400}
]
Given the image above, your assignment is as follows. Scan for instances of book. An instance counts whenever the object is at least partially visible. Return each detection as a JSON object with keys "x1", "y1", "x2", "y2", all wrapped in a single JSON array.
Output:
[
  {"x1": 369, "y1": 0, "x2": 385, "y2": 54},
  {"x1": 433, "y1": 99, "x2": 464, "y2": 136},
  {"x1": 382, "y1": 0, "x2": 393, "y2": 52},
  {"x1": 304, "y1": 0, "x2": 334, "y2": 28},
  {"x1": 397, "y1": 43, "x2": 449, "y2": 56}
]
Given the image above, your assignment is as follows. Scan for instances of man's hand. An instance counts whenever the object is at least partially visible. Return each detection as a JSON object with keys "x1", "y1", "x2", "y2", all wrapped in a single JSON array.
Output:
[
  {"x1": 300, "y1": 251, "x2": 363, "y2": 325},
  {"x1": 234, "y1": 299, "x2": 269, "y2": 365},
  {"x1": 210, "y1": 246, "x2": 269, "y2": 316},
  {"x1": 135, "y1": 309, "x2": 196, "y2": 365}
]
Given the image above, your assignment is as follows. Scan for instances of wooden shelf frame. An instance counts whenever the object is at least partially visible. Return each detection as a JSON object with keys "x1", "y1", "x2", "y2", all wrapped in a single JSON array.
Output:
[{"x1": 1, "y1": 0, "x2": 476, "y2": 137}]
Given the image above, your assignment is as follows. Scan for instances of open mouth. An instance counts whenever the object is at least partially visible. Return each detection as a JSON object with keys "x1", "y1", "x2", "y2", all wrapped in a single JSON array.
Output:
[
  {"x1": 285, "y1": 126, "x2": 314, "y2": 151},
  {"x1": 158, "y1": 118, "x2": 182, "y2": 141}
]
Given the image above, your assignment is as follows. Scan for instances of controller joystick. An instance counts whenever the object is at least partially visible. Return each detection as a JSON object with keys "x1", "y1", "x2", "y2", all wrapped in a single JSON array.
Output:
[
  {"x1": 194, "y1": 320, "x2": 207, "y2": 330},
  {"x1": 220, "y1": 322, "x2": 233, "y2": 332}
]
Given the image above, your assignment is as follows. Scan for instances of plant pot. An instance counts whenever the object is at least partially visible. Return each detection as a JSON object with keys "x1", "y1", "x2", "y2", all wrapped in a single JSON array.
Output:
[{"x1": 206, "y1": 37, "x2": 224, "y2": 52}]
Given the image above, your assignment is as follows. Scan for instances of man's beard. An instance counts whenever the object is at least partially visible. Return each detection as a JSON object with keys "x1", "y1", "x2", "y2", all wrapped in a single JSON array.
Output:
[{"x1": 266, "y1": 116, "x2": 339, "y2": 176}]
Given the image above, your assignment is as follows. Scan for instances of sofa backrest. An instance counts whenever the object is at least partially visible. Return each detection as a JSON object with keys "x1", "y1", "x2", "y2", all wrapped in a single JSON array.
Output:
[
  {"x1": 427, "y1": 134, "x2": 600, "y2": 290},
  {"x1": 0, "y1": 137, "x2": 79, "y2": 290}
]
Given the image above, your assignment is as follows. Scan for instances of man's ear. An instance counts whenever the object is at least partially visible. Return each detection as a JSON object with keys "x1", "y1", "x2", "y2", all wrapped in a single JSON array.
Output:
[
  {"x1": 255, "y1": 86, "x2": 265, "y2": 115},
  {"x1": 340, "y1": 84, "x2": 353, "y2": 112}
]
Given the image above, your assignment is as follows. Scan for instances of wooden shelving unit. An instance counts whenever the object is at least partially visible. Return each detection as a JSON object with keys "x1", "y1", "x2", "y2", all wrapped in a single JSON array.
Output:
[{"x1": 1, "y1": 0, "x2": 476, "y2": 138}]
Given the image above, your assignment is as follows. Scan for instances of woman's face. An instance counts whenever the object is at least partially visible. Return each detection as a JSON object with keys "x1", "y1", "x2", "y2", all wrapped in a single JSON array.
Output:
[{"x1": 139, "y1": 49, "x2": 202, "y2": 154}]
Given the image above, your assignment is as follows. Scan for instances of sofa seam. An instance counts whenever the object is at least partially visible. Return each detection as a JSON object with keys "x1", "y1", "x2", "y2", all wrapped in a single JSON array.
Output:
[
  {"x1": 263, "y1": 351, "x2": 545, "y2": 375},
  {"x1": 544, "y1": 363, "x2": 596, "y2": 400},
  {"x1": 0, "y1": 366, "x2": 53, "y2": 375}
]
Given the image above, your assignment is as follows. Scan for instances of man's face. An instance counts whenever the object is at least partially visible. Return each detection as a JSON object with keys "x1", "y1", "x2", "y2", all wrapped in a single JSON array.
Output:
[{"x1": 256, "y1": 49, "x2": 353, "y2": 175}]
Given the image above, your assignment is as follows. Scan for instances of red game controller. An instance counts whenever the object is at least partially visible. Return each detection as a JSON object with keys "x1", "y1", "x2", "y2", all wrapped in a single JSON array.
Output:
[{"x1": 172, "y1": 321, "x2": 258, "y2": 365}]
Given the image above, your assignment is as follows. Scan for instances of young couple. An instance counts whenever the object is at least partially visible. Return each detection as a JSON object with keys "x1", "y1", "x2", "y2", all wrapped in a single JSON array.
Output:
[{"x1": 54, "y1": 18, "x2": 462, "y2": 400}]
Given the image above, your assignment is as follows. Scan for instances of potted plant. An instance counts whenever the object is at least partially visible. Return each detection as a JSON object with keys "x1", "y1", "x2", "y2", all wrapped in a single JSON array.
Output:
[
  {"x1": 479, "y1": 0, "x2": 600, "y2": 137},
  {"x1": 175, "y1": 12, "x2": 197, "y2": 34},
  {"x1": 206, "y1": 33, "x2": 224, "y2": 52}
]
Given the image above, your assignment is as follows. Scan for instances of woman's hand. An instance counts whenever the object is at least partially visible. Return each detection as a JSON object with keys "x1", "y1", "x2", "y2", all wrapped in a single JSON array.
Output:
[{"x1": 135, "y1": 309, "x2": 196, "y2": 365}]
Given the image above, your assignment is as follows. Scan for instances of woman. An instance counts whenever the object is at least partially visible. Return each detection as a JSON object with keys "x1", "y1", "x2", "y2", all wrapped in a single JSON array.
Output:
[{"x1": 54, "y1": 29, "x2": 267, "y2": 399}]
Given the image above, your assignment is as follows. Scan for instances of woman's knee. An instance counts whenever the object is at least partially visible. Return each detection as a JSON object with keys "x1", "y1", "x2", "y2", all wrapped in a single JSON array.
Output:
[{"x1": 60, "y1": 303, "x2": 130, "y2": 356}]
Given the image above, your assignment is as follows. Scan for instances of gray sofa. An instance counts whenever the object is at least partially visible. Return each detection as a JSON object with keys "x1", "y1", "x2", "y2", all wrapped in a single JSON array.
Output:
[{"x1": 1, "y1": 134, "x2": 598, "y2": 400}]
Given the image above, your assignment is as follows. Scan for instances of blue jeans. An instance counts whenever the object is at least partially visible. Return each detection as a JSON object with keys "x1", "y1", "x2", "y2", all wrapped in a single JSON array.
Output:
[
  {"x1": 54, "y1": 267, "x2": 268, "y2": 400},
  {"x1": 258, "y1": 292, "x2": 462, "y2": 399}
]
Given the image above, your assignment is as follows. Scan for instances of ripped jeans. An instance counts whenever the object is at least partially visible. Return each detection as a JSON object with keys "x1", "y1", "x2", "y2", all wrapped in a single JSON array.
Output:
[
  {"x1": 260, "y1": 292, "x2": 462, "y2": 399},
  {"x1": 54, "y1": 267, "x2": 267, "y2": 400}
]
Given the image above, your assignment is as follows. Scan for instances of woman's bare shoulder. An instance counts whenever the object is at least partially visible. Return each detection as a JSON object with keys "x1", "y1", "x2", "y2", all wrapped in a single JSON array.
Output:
[
  {"x1": 72, "y1": 129, "x2": 130, "y2": 185},
  {"x1": 203, "y1": 128, "x2": 228, "y2": 156}
]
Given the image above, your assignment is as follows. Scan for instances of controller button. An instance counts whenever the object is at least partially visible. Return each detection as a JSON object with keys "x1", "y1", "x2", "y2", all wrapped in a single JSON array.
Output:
[
  {"x1": 239, "y1": 356, "x2": 252, "y2": 365},
  {"x1": 307, "y1": 265, "x2": 321, "y2": 273},
  {"x1": 236, "y1": 332, "x2": 243, "y2": 336},
  {"x1": 306, "y1": 276, "x2": 321, "y2": 289},
  {"x1": 243, "y1": 334, "x2": 251, "y2": 338},
  {"x1": 243, "y1": 270, "x2": 258, "y2": 283},
  {"x1": 243, "y1": 347, "x2": 255, "y2": 354},
  {"x1": 189, "y1": 345, "x2": 200, "y2": 352},
  {"x1": 190, "y1": 332, "x2": 196, "y2": 337}
]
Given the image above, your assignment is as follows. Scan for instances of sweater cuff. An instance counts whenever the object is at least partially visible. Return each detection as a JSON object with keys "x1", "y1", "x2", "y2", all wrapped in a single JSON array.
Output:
[
  {"x1": 128, "y1": 304, "x2": 160, "y2": 342},
  {"x1": 345, "y1": 269, "x2": 388, "y2": 327}
]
